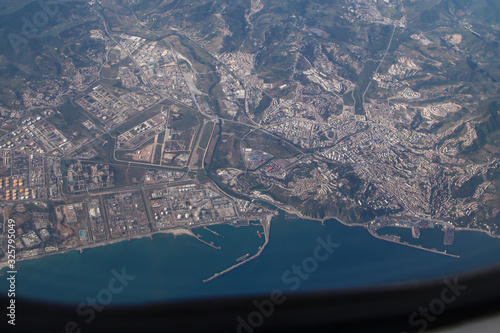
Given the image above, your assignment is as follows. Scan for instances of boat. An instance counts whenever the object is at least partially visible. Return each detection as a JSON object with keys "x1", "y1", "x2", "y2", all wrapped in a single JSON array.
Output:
[{"x1": 236, "y1": 253, "x2": 250, "y2": 262}]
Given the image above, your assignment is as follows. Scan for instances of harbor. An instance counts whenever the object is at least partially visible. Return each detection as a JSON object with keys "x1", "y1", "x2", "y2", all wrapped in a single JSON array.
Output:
[
  {"x1": 367, "y1": 216, "x2": 460, "y2": 258},
  {"x1": 5, "y1": 214, "x2": 500, "y2": 306},
  {"x1": 202, "y1": 215, "x2": 273, "y2": 283},
  {"x1": 367, "y1": 227, "x2": 460, "y2": 258}
]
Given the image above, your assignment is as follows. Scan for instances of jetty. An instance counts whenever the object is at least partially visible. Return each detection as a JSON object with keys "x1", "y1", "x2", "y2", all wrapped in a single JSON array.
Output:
[{"x1": 203, "y1": 226, "x2": 224, "y2": 238}]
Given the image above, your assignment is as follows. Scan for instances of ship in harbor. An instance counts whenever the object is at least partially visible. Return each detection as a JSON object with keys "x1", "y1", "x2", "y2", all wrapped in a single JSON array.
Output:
[{"x1": 236, "y1": 253, "x2": 250, "y2": 262}]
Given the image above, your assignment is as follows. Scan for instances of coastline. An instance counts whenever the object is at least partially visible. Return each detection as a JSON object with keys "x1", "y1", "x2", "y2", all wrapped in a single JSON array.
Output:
[
  {"x1": 455, "y1": 226, "x2": 500, "y2": 239},
  {"x1": 2, "y1": 206, "x2": 497, "y2": 275},
  {"x1": 0, "y1": 213, "x2": 276, "y2": 275},
  {"x1": 5, "y1": 208, "x2": 500, "y2": 305},
  {"x1": 278, "y1": 204, "x2": 500, "y2": 240},
  {"x1": 0, "y1": 227, "x2": 200, "y2": 274},
  {"x1": 278, "y1": 205, "x2": 368, "y2": 228},
  {"x1": 274, "y1": 204, "x2": 500, "y2": 259}
]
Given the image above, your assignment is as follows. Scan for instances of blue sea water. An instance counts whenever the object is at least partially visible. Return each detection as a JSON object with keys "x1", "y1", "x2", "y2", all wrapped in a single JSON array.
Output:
[{"x1": 2, "y1": 215, "x2": 500, "y2": 306}]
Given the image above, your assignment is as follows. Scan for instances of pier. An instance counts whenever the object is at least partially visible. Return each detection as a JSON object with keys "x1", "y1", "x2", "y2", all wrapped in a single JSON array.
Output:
[
  {"x1": 444, "y1": 227, "x2": 454, "y2": 246},
  {"x1": 412, "y1": 225, "x2": 420, "y2": 239},
  {"x1": 203, "y1": 226, "x2": 224, "y2": 238}
]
